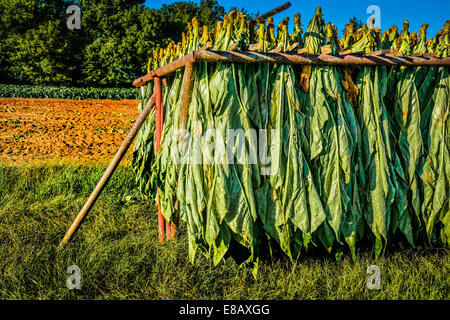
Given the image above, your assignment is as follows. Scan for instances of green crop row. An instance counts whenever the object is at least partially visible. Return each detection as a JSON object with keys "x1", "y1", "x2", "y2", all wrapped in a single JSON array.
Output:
[{"x1": 0, "y1": 84, "x2": 141, "y2": 100}]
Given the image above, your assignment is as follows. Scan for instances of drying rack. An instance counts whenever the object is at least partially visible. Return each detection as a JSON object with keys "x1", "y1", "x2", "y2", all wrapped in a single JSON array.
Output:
[
  {"x1": 59, "y1": 1, "x2": 450, "y2": 246},
  {"x1": 131, "y1": 48, "x2": 450, "y2": 242}
]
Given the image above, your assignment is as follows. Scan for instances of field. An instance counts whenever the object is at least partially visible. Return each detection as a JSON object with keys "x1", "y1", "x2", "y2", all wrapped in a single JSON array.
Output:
[
  {"x1": 0, "y1": 98, "x2": 448, "y2": 300},
  {"x1": 0, "y1": 98, "x2": 139, "y2": 163}
]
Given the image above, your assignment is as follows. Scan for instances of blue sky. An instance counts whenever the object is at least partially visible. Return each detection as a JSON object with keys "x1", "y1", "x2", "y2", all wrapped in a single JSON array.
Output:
[{"x1": 144, "y1": 0, "x2": 449, "y2": 37}]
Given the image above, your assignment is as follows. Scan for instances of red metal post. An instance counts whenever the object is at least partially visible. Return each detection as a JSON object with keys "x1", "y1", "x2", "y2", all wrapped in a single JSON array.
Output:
[
  {"x1": 162, "y1": 79, "x2": 178, "y2": 241},
  {"x1": 167, "y1": 219, "x2": 177, "y2": 240},
  {"x1": 154, "y1": 77, "x2": 165, "y2": 242},
  {"x1": 165, "y1": 219, "x2": 172, "y2": 241}
]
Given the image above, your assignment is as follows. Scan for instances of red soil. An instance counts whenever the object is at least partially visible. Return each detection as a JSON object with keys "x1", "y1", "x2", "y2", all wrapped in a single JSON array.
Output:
[{"x1": 0, "y1": 98, "x2": 141, "y2": 164}]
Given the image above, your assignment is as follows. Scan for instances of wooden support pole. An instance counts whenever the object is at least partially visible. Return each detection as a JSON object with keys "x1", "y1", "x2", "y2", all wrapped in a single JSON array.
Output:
[
  {"x1": 59, "y1": 95, "x2": 156, "y2": 247},
  {"x1": 169, "y1": 63, "x2": 195, "y2": 240},
  {"x1": 179, "y1": 62, "x2": 194, "y2": 142}
]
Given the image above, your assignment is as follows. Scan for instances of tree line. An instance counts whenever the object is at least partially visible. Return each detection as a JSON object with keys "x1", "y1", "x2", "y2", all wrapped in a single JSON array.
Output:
[{"x1": 0, "y1": 0, "x2": 228, "y2": 87}]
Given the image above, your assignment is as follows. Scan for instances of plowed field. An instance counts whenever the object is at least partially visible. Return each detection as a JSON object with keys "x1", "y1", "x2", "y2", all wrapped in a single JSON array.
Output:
[{"x1": 0, "y1": 98, "x2": 140, "y2": 164}]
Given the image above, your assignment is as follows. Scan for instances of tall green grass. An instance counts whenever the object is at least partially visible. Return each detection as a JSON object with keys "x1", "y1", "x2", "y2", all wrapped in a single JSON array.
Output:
[{"x1": 0, "y1": 163, "x2": 448, "y2": 299}]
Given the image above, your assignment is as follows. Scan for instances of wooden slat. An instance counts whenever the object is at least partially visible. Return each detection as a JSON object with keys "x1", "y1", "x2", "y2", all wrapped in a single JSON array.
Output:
[{"x1": 254, "y1": 2, "x2": 292, "y2": 23}]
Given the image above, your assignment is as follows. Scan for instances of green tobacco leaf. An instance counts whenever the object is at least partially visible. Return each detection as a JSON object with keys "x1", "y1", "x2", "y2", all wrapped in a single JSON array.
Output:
[
  {"x1": 392, "y1": 67, "x2": 422, "y2": 245},
  {"x1": 421, "y1": 67, "x2": 450, "y2": 246},
  {"x1": 356, "y1": 66, "x2": 399, "y2": 257}
]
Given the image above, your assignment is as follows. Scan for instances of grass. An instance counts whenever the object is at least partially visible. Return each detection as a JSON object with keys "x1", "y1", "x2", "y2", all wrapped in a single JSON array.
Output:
[{"x1": 0, "y1": 162, "x2": 448, "y2": 300}]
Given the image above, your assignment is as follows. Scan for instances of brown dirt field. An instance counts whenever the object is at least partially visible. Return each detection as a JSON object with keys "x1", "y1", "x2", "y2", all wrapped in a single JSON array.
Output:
[{"x1": 0, "y1": 98, "x2": 141, "y2": 164}]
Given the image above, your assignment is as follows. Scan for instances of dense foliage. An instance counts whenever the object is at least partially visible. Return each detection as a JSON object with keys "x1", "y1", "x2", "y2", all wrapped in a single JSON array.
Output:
[
  {"x1": 133, "y1": 8, "x2": 449, "y2": 275},
  {"x1": 0, "y1": 84, "x2": 140, "y2": 100},
  {"x1": 0, "y1": 0, "x2": 226, "y2": 87}
]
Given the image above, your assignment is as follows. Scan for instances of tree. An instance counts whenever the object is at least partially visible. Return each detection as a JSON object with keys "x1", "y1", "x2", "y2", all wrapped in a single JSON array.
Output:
[
  {"x1": 0, "y1": 0, "x2": 70, "y2": 35},
  {"x1": 78, "y1": 0, "x2": 226, "y2": 85},
  {"x1": 349, "y1": 16, "x2": 364, "y2": 30},
  {"x1": 77, "y1": 0, "x2": 146, "y2": 38},
  {"x1": 229, "y1": 6, "x2": 259, "y2": 20},
  {"x1": 78, "y1": 0, "x2": 175, "y2": 86},
  {"x1": 161, "y1": 0, "x2": 225, "y2": 42},
  {"x1": 0, "y1": 0, "x2": 81, "y2": 84},
  {"x1": 0, "y1": 0, "x2": 228, "y2": 86}
]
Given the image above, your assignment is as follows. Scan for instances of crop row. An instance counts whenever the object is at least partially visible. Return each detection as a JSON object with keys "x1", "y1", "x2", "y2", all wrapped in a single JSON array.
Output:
[{"x1": 0, "y1": 84, "x2": 141, "y2": 100}]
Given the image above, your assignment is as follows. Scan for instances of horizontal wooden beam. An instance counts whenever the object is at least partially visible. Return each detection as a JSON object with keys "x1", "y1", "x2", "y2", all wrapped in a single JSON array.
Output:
[{"x1": 133, "y1": 50, "x2": 450, "y2": 87}]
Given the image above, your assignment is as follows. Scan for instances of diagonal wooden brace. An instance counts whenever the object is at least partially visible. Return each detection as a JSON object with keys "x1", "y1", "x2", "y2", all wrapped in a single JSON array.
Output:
[{"x1": 59, "y1": 94, "x2": 156, "y2": 247}]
